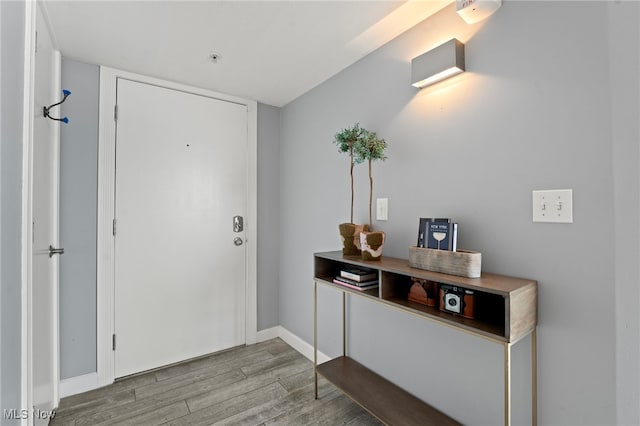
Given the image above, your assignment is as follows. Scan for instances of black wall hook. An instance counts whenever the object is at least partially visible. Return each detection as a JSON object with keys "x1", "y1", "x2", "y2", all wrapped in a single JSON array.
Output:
[{"x1": 44, "y1": 89, "x2": 71, "y2": 124}]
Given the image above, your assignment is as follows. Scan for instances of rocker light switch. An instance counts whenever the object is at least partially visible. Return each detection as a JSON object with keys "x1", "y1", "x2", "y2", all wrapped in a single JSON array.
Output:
[{"x1": 376, "y1": 198, "x2": 388, "y2": 221}]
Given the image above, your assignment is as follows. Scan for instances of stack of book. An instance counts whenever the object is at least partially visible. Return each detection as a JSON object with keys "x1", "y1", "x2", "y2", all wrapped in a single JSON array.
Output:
[
  {"x1": 417, "y1": 217, "x2": 458, "y2": 252},
  {"x1": 333, "y1": 267, "x2": 378, "y2": 291}
]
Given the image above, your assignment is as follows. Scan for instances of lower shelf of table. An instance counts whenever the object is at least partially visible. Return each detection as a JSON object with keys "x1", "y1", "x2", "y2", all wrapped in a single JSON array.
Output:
[{"x1": 316, "y1": 356, "x2": 461, "y2": 426}]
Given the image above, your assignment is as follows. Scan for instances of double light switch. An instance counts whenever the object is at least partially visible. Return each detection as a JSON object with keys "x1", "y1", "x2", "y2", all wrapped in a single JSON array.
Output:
[{"x1": 532, "y1": 189, "x2": 573, "y2": 223}]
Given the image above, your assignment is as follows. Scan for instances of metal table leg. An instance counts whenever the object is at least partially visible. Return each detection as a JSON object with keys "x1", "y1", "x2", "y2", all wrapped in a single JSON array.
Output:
[
  {"x1": 504, "y1": 342, "x2": 512, "y2": 426},
  {"x1": 314, "y1": 280, "x2": 318, "y2": 399},
  {"x1": 532, "y1": 329, "x2": 537, "y2": 426}
]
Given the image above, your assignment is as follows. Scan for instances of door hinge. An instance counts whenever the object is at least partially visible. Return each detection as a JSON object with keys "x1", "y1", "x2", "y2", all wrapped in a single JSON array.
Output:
[
  {"x1": 114, "y1": 105, "x2": 118, "y2": 121},
  {"x1": 112, "y1": 219, "x2": 116, "y2": 236},
  {"x1": 112, "y1": 334, "x2": 116, "y2": 351}
]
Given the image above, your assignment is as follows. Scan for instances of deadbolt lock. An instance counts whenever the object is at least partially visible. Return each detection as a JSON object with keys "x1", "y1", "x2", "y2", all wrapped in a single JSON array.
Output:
[{"x1": 233, "y1": 216, "x2": 244, "y2": 232}]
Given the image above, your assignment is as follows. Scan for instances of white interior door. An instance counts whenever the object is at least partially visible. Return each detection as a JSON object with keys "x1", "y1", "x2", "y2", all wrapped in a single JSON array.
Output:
[
  {"x1": 114, "y1": 78, "x2": 247, "y2": 378},
  {"x1": 31, "y1": 3, "x2": 60, "y2": 417}
]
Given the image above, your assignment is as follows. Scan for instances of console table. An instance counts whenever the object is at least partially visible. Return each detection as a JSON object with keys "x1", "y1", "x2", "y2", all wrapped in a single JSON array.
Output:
[{"x1": 313, "y1": 250, "x2": 537, "y2": 426}]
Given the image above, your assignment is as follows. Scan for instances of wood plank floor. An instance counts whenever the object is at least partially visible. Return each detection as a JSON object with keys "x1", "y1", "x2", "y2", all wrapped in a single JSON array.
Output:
[{"x1": 50, "y1": 338, "x2": 383, "y2": 426}]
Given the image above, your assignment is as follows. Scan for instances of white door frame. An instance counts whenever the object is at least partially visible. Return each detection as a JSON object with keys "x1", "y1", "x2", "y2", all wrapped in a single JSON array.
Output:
[
  {"x1": 20, "y1": 2, "x2": 36, "y2": 422},
  {"x1": 96, "y1": 67, "x2": 258, "y2": 386},
  {"x1": 21, "y1": 1, "x2": 61, "y2": 422}
]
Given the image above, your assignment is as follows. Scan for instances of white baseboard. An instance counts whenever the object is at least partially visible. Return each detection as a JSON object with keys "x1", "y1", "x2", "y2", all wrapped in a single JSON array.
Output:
[
  {"x1": 59, "y1": 372, "x2": 99, "y2": 398},
  {"x1": 263, "y1": 325, "x2": 330, "y2": 364},
  {"x1": 60, "y1": 327, "x2": 328, "y2": 399},
  {"x1": 256, "y1": 326, "x2": 280, "y2": 342}
]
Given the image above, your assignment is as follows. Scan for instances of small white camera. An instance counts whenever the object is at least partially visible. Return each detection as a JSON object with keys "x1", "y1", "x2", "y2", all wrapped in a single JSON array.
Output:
[
  {"x1": 444, "y1": 293, "x2": 462, "y2": 314},
  {"x1": 440, "y1": 284, "x2": 476, "y2": 319}
]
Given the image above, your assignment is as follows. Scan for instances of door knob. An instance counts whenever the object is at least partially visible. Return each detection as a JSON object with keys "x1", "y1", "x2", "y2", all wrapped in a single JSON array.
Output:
[{"x1": 49, "y1": 245, "x2": 65, "y2": 258}]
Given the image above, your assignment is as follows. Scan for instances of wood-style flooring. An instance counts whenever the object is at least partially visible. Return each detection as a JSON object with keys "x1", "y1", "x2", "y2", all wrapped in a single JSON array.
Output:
[{"x1": 50, "y1": 338, "x2": 382, "y2": 426}]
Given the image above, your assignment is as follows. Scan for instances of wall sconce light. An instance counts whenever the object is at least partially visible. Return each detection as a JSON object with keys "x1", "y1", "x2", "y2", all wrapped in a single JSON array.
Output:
[
  {"x1": 456, "y1": 0, "x2": 502, "y2": 24},
  {"x1": 411, "y1": 39, "x2": 465, "y2": 89}
]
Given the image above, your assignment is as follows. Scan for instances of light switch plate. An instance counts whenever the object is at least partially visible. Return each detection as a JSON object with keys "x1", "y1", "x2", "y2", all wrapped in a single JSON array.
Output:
[
  {"x1": 376, "y1": 198, "x2": 388, "y2": 221},
  {"x1": 532, "y1": 189, "x2": 573, "y2": 223}
]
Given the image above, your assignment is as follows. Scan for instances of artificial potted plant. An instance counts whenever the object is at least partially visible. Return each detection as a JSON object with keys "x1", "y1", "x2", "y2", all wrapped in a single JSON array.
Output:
[
  {"x1": 354, "y1": 129, "x2": 388, "y2": 260},
  {"x1": 334, "y1": 123, "x2": 368, "y2": 255}
]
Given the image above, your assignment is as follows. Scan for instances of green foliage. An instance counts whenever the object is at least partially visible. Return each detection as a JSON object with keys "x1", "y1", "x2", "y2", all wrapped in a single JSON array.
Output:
[
  {"x1": 332, "y1": 122, "x2": 388, "y2": 226},
  {"x1": 333, "y1": 123, "x2": 365, "y2": 164},
  {"x1": 354, "y1": 130, "x2": 387, "y2": 163},
  {"x1": 354, "y1": 129, "x2": 388, "y2": 229}
]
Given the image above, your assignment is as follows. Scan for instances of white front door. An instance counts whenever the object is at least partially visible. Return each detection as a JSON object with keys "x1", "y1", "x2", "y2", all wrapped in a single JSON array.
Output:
[
  {"x1": 31, "y1": 3, "x2": 60, "y2": 418},
  {"x1": 113, "y1": 78, "x2": 247, "y2": 378}
]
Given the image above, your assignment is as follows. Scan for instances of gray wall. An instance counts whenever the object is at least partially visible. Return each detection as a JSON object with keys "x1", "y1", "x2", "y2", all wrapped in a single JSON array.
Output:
[
  {"x1": 59, "y1": 58, "x2": 100, "y2": 379},
  {"x1": 257, "y1": 103, "x2": 281, "y2": 330},
  {"x1": 1, "y1": 0, "x2": 24, "y2": 423},
  {"x1": 279, "y1": 2, "x2": 637, "y2": 425},
  {"x1": 57, "y1": 60, "x2": 283, "y2": 377},
  {"x1": 610, "y1": 2, "x2": 640, "y2": 424}
]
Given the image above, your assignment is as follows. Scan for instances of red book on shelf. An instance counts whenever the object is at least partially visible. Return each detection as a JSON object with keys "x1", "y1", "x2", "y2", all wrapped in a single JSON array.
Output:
[{"x1": 333, "y1": 276, "x2": 378, "y2": 287}]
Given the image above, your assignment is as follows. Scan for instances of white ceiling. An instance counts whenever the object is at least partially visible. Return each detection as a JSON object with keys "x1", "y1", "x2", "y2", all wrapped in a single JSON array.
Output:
[{"x1": 43, "y1": 0, "x2": 452, "y2": 107}]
